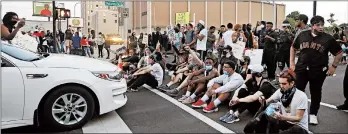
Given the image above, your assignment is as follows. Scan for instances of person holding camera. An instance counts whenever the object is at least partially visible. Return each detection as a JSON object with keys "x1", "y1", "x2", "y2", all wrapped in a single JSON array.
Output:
[
  {"x1": 244, "y1": 69, "x2": 309, "y2": 134},
  {"x1": 277, "y1": 20, "x2": 294, "y2": 71}
]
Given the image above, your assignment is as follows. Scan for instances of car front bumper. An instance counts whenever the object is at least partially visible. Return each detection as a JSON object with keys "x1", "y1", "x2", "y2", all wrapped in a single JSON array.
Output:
[{"x1": 91, "y1": 78, "x2": 128, "y2": 115}]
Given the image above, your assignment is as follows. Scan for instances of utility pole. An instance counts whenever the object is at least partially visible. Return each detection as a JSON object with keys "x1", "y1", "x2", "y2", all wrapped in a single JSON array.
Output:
[
  {"x1": 313, "y1": 1, "x2": 317, "y2": 16},
  {"x1": 52, "y1": 1, "x2": 57, "y2": 53}
]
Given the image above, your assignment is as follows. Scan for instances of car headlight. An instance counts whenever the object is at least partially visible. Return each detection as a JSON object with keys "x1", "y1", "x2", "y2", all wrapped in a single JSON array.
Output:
[{"x1": 92, "y1": 71, "x2": 124, "y2": 81}]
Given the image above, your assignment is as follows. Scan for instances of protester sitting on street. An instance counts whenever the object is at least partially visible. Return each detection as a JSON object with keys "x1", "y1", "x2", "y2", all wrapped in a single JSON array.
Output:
[
  {"x1": 121, "y1": 49, "x2": 140, "y2": 73},
  {"x1": 127, "y1": 52, "x2": 164, "y2": 92},
  {"x1": 192, "y1": 61, "x2": 244, "y2": 113},
  {"x1": 244, "y1": 69, "x2": 309, "y2": 134},
  {"x1": 238, "y1": 56, "x2": 252, "y2": 80},
  {"x1": 159, "y1": 61, "x2": 188, "y2": 91},
  {"x1": 220, "y1": 64, "x2": 276, "y2": 124},
  {"x1": 218, "y1": 45, "x2": 238, "y2": 75},
  {"x1": 166, "y1": 44, "x2": 189, "y2": 71},
  {"x1": 137, "y1": 47, "x2": 153, "y2": 68},
  {"x1": 81, "y1": 36, "x2": 92, "y2": 58},
  {"x1": 1, "y1": 12, "x2": 25, "y2": 41},
  {"x1": 181, "y1": 57, "x2": 219, "y2": 104},
  {"x1": 166, "y1": 47, "x2": 204, "y2": 97}
]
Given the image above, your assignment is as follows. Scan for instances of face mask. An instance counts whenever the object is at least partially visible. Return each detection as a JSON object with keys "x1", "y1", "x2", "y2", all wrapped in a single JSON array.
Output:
[
  {"x1": 222, "y1": 51, "x2": 228, "y2": 55},
  {"x1": 205, "y1": 65, "x2": 213, "y2": 71},
  {"x1": 223, "y1": 70, "x2": 229, "y2": 75},
  {"x1": 252, "y1": 73, "x2": 262, "y2": 78},
  {"x1": 247, "y1": 27, "x2": 251, "y2": 31},
  {"x1": 9, "y1": 21, "x2": 17, "y2": 26},
  {"x1": 240, "y1": 62, "x2": 245, "y2": 66},
  {"x1": 313, "y1": 29, "x2": 323, "y2": 36}
]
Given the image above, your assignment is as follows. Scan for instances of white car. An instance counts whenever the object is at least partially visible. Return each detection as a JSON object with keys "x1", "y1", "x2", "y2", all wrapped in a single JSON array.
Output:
[{"x1": 1, "y1": 42, "x2": 128, "y2": 130}]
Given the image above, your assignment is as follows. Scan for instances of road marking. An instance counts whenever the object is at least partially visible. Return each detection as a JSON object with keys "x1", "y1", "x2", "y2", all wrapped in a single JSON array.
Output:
[
  {"x1": 143, "y1": 85, "x2": 235, "y2": 134},
  {"x1": 82, "y1": 111, "x2": 132, "y2": 133},
  {"x1": 308, "y1": 99, "x2": 348, "y2": 113}
]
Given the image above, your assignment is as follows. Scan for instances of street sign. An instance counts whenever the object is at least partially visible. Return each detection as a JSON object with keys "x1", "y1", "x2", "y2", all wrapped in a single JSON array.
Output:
[
  {"x1": 123, "y1": 8, "x2": 129, "y2": 18},
  {"x1": 105, "y1": 1, "x2": 124, "y2": 7}
]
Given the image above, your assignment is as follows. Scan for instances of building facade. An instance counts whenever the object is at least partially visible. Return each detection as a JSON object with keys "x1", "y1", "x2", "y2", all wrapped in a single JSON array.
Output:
[
  {"x1": 81, "y1": 1, "x2": 121, "y2": 35},
  {"x1": 131, "y1": 1, "x2": 286, "y2": 34}
]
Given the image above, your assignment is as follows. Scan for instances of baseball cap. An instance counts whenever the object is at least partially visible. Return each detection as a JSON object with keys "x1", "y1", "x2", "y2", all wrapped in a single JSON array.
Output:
[
  {"x1": 248, "y1": 64, "x2": 264, "y2": 73},
  {"x1": 199, "y1": 20, "x2": 205, "y2": 26}
]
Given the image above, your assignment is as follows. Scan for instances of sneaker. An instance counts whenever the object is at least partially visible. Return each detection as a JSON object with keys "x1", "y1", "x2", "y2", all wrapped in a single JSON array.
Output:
[
  {"x1": 309, "y1": 114, "x2": 318, "y2": 125},
  {"x1": 182, "y1": 97, "x2": 195, "y2": 104},
  {"x1": 130, "y1": 88, "x2": 139, "y2": 92},
  {"x1": 337, "y1": 104, "x2": 348, "y2": 111},
  {"x1": 192, "y1": 99, "x2": 207, "y2": 108},
  {"x1": 166, "y1": 89, "x2": 179, "y2": 97},
  {"x1": 178, "y1": 95, "x2": 188, "y2": 102},
  {"x1": 224, "y1": 114, "x2": 240, "y2": 124},
  {"x1": 203, "y1": 102, "x2": 219, "y2": 113},
  {"x1": 219, "y1": 112, "x2": 232, "y2": 121},
  {"x1": 159, "y1": 85, "x2": 171, "y2": 92}
]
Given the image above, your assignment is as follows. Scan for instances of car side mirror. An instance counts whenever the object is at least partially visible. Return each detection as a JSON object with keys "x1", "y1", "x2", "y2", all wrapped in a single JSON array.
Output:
[{"x1": 1, "y1": 62, "x2": 7, "y2": 67}]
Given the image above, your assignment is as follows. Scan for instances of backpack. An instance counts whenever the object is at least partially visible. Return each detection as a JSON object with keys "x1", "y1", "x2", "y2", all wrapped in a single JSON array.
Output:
[{"x1": 260, "y1": 79, "x2": 278, "y2": 94}]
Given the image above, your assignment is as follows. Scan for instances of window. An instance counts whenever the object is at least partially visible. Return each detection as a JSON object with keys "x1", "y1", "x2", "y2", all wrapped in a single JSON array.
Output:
[
  {"x1": 0, "y1": 43, "x2": 40, "y2": 61},
  {"x1": 88, "y1": 16, "x2": 90, "y2": 20},
  {"x1": 103, "y1": 19, "x2": 106, "y2": 23},
  {"x1": 115, "y1": 20, "x2": 117, "y2": 23},
  {"x1": 88, "y1": 22, "x2": 90, "y2": 26},
  {"x1": 87, "y1": 11, "x2": 90, "y2": 14},
  {"x1": 88, "y1": 28, "x2": 91, "y2": 32},
  {"x1": 1, "y1": 57, "x2": 15, "y2": 67},
  {"x1": 96, "y1": 4, "x2": 98, "y2": 7},
  {"x1": 91, "y1": 10, "x2": 93, "y2": 13},
  {"x1": 108, "y1": 6, "x2": 110, "y2": 9}
]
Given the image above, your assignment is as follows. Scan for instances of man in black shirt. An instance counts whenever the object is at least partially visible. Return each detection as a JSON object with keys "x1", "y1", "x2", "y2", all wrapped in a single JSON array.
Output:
[
  {"x1": 261, "y1": 22, "x2": 278, "y2": 81},
  {"x1": 277, "y1": 20, "x2": 294, "y2": 71},
  {"x1": 218, "y1": 45, "x2": 238, "y2": 75},
  {"x1": 290, "y1": 15, "x2": 343, "y2": 125}
]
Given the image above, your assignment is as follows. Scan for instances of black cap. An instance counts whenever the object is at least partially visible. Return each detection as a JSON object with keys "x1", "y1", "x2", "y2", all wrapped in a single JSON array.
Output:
[{"x1": 224, "y1": 45, "x2": 232, "y2": 51}]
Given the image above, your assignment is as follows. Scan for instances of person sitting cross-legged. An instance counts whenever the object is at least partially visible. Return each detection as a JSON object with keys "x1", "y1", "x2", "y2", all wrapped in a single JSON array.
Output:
[
  {"x1": 220, "y1": 64, "x2": 276, "y2": 123},
  {"x1": 192, "y1": 61, "x2": 244, "y2": 113},
  {"x1": 127, "y1": 52, "x2": 164, "y2": 92}
]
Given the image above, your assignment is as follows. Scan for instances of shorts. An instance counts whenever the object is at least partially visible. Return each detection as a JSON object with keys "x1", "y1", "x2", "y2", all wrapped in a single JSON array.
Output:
[{"x1": 64, "y1": 40, "x2": 72, "y2": 47}]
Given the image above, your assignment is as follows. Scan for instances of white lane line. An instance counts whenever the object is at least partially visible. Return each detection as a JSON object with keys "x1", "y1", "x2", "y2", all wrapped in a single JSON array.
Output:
[
  {"x1": 308, "y1": 99, "x2": 348, "y2": 113},
  {"x1": 143, "y1": 85, "x2": 235, "y2": 134},
  {"x1": 82, "y1": 111, "x2": 132, "y2": 133}
]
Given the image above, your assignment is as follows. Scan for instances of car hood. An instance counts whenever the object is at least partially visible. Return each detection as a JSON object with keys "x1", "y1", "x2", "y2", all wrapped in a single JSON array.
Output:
[{"x1": 33, "y1": 54, "x2": 118, "y2": 72}]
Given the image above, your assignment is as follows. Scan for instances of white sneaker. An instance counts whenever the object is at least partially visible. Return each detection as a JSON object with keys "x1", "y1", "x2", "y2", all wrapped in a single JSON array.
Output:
[{"x1": 309, "y1": 114, "x2": 318, "y2": 125}]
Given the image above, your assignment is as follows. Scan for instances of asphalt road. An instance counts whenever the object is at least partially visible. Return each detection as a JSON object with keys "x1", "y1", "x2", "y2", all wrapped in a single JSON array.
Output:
[{"x1": 2, "y1": 54, "x2": 348, "y2": 133}]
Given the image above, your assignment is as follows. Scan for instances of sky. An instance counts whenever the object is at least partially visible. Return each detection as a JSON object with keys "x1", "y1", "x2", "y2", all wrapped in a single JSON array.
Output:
[{"x1": 1, "y1": 1, "x2": 348, "y2": 26}]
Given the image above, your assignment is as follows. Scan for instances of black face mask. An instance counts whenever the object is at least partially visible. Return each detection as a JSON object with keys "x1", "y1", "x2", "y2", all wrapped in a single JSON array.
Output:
[
  {"x1": 222, "y1": 51, "x2": 228, "y2": 55},
  {"x1": 240, "y1": 62, "x2": 245, "y2": 66},
  {"x1": 247, "y1": 27, "x2": 251, "y2": 31},
  {"x1": 9, "y1": 21, "x2": 17, "y2": 26},
  {"x1": 313, "y1": 29, "x2": 323, "y2": 36},
  {"x1": 252, "y1": 73, "x2": 262, "y2": 78}
]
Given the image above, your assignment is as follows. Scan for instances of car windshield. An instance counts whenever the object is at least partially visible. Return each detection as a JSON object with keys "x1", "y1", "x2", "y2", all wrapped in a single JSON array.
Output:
[{"x1": 0, "y1": 42, "x2": 41, "y2": 61}]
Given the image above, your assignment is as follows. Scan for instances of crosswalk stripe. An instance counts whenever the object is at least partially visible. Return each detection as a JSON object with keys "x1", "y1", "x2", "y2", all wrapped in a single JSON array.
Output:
[
  {"x1": 143, "y1": 85, "x2": 235, "y2": 134},
  {"x1": 82, "y1": 111, "x2": 132, "y2": 133}
]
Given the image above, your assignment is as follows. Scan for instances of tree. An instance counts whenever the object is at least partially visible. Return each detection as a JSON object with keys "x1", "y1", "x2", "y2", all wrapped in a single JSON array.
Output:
[
  {"x1": 286, "y1": 11, "x2": 300, "y2": 29},
  {"x1": 327, "y1": 13, "x2": 337, "y2": 26}
]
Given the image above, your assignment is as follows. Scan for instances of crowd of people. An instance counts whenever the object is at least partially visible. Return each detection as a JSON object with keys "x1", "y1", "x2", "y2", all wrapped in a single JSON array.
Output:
[{"x1": 2, "y1": 11, "x2": 348, "y2": 133}]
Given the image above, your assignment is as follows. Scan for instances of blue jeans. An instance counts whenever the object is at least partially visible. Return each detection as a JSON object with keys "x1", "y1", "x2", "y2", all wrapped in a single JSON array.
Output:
[
  {"x1": 83, "y1": 46, "x2": 91, "y2": 57},
  {"x1": 60, "y1": 41, "x2": 65, "y2": 53}
]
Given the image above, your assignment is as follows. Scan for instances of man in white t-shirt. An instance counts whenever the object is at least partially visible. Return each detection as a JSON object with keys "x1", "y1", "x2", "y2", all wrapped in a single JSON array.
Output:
[
  {"x1": 196, "y1": 20, "x2": 208, "y2": 60},
  {"x1": 127, "y1": 52, "x2": 164, "y2": 92},
  {"x1": 221, "y1": 23, "x2": 235, "y2": 47},
  {"x1": 245, "y1": 69, "x2": 309, "y2": 134}
]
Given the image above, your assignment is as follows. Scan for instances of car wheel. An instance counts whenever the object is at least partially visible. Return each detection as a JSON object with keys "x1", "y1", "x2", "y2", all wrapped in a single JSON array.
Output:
[{"x1": 41, "y1": 85, "x2": 95, "y2": 130}]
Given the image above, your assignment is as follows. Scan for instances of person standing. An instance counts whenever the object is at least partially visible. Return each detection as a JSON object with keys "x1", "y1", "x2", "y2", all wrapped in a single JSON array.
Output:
[
  {"x1": 196, "y1": 20, "x2": 208, "y2": 60},
  {"x1": 261, "y1": 22, "x2": 278, "y2": 81},
  {"x1": 64, "y1": 29, "x2": 73, "y2": 54},
  {"x1": 96, "y1": 32, "x2": 105, "y2": 58},
  {"x1": 81, "y1": 36, "x2": 92, "y2": 58},
  {"x1": 206, "y1": 26, "x2": 216, "y2": 52},
  {"x1": 71, "y1": 32, "x2": 81, "y2": 55},
  {"x1": 277, "y1": 20, "x2": 294, "y2": 71},
  {"x1": 290, "y1": 15, "x2": 343, "y2": 125},
  {"x1": 184, "y1": 23, "x2": 196, "y2": 50}
]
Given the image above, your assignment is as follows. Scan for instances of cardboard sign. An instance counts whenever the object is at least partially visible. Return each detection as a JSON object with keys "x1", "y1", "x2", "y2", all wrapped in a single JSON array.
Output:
[{"x1": 245, "y1": 49, "x2": 263, "y2": 65}]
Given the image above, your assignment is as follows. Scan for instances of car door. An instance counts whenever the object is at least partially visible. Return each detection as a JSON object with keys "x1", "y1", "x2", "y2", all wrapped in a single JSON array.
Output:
[{"x1": 1, "y1": 57, "x2": 25, "y2": 122}]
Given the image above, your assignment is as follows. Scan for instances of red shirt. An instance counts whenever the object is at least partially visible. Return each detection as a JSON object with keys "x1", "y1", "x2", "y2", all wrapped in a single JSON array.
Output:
[
  {"x1": 80, "y1": 39, "x2": 89, "y2": 46},
  {"x1": 40, "y1": 9, "x2": 51, "y2": 17}
]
